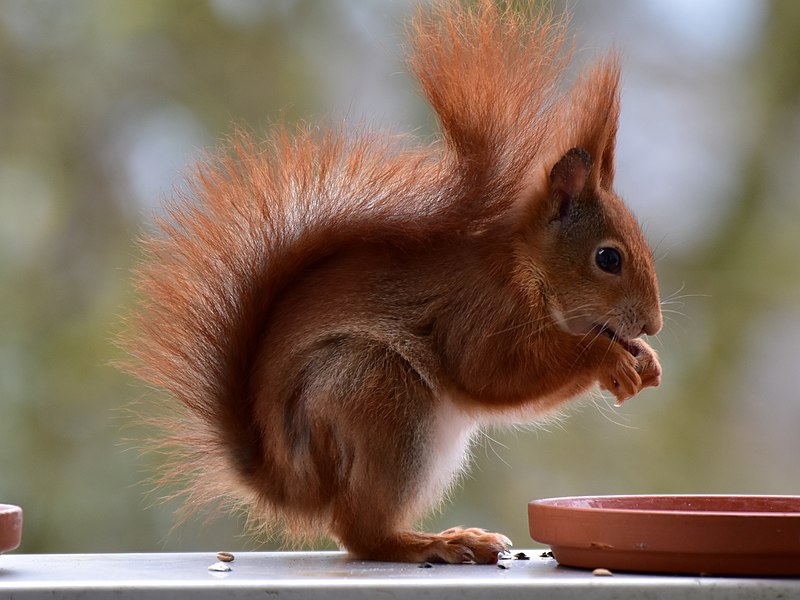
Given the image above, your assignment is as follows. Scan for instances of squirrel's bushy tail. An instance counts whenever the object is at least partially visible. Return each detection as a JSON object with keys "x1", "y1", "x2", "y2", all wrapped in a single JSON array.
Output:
[
  {"x1": 409, "y1": 2, "x2": 569, "y2": 161},
  {"x1": 121, "y1": 129, "x2": 440, "y2": 525}
]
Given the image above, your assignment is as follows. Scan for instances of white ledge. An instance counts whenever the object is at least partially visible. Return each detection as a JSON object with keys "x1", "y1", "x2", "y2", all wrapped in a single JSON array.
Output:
[{"x1": 0, "y1": 551, "x2": 798, "y2": 599}]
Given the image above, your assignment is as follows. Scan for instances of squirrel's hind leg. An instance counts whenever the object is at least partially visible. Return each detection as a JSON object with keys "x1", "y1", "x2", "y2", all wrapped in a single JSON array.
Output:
[{"x1": 313, "y1": 339, "x2": 510, "y2": 564}]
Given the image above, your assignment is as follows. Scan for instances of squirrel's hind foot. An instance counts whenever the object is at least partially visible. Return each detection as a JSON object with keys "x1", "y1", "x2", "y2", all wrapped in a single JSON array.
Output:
[
  {"x1": 346, "y1": 528, "x2": 511, "y2": 564},
  {"x1": 430, "y1": 527, "x2": 512, "y2": 564}
]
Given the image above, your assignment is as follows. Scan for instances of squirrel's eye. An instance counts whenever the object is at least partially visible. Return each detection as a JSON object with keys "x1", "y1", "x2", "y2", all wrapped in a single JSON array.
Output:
[{"x1": 595, "y1": 247, "x2": 622, "y2": 275}]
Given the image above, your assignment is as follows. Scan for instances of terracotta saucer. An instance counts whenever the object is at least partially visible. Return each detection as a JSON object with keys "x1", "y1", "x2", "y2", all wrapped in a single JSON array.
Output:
[
  {"x1": 0, "y1": 504, "x2": 23, "y2": 554},
  {"x1": 528, "y1": 495, "x2": 800, "y2": 576}
]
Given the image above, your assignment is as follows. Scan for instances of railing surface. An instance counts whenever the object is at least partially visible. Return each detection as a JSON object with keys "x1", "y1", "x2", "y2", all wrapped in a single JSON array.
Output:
[{"x1": 0, "y1": 551, "x2": 797, "y2": 599}]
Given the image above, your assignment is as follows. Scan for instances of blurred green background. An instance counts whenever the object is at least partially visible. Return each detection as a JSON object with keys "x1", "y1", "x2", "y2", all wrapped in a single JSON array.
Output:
[{"x1": 1, "y1": 0, "x2": 798, "y2": 553}]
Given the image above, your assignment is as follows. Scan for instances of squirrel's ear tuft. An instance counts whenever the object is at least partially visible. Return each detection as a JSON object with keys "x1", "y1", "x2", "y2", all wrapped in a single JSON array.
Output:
[{"x1": 549, "y1": 147, "x2": 592, "y2": 220}]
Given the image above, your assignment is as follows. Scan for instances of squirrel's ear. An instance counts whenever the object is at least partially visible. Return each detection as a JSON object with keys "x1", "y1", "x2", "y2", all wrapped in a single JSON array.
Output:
[{"x1": 549, "y1": 147, "x2": 592, "y2": 220}]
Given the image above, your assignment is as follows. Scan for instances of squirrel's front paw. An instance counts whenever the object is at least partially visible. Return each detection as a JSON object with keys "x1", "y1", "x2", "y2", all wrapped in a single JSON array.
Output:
[
  {"x1": 599, "y1": 345, "x2": 642, "y2": 404},
  {"x1": 629, "y1": 339, "x2": 662, "y2": 390}
]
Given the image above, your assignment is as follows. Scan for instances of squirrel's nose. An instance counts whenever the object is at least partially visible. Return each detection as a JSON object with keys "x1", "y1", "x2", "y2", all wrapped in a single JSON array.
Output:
[{"x1": 641, "y1": 312, "x2": 663, "y2": 337}]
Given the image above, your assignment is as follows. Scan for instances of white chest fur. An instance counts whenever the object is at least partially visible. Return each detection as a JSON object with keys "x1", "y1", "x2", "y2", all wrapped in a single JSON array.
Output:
[
  {"x1": 415, "y1": 394, "x2": 478, "y2": 515},
  {"x1": 413, "y1": 390, "x2": 564, "y2": 519}
]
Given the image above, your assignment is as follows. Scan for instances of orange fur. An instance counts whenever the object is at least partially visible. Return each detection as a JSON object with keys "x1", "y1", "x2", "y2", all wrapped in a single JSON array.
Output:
[{"x1": 120, "y1": 1, "x2": 662, "y2": 563}]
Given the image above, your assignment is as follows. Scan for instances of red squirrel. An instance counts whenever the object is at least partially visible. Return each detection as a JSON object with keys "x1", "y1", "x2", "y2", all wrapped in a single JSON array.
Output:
[{"x1": 122, "y1": 1, "x2": 662, "y2": 564}]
